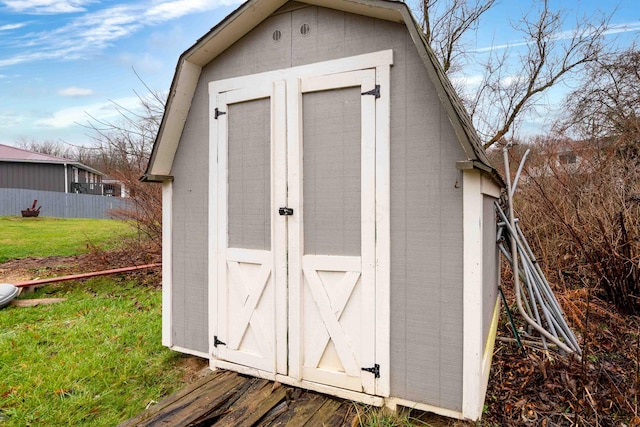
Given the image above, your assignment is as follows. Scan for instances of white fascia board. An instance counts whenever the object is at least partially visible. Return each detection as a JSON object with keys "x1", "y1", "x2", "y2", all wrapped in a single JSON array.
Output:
[
  {"x1": 481, "y1": 173, "x2": 503, "y2": 198},
  {"x1": 148, "y1": 60, "x2": 201, "y2": 177}
]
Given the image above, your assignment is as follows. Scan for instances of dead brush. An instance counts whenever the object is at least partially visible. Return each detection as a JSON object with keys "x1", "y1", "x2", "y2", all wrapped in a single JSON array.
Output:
[{"x1": 502, "y1": 137, "x2": 640, "y2": 314}]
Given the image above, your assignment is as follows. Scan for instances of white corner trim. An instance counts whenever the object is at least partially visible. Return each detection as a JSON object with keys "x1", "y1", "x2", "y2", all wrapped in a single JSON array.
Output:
[
  {"x1": 161, "y1": 180, "x2": 173, "y2": 347},
  {"x1": 462, "y1": 169, "x2": 484, "y2": 420}
]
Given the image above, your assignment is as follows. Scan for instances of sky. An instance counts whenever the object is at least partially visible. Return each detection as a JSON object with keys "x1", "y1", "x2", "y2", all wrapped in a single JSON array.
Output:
[{"x1": 0, "y1": 0, "x2": 639, "y2": 148}]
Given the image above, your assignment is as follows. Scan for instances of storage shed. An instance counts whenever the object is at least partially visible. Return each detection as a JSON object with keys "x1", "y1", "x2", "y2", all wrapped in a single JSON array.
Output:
[{"x1": 143, "y1": 0, "x2": 504, "y2": 420}]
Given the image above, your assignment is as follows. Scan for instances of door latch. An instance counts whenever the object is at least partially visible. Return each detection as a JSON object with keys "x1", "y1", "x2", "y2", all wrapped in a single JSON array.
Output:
[{"x1": 278, "y1": 207, "x2": 294, "y2": 216}]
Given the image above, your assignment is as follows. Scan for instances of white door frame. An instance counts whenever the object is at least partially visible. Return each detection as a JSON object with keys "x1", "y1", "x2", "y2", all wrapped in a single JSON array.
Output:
[{"x1": 208, "y1": 49, "x2": 392, "y2": 398}]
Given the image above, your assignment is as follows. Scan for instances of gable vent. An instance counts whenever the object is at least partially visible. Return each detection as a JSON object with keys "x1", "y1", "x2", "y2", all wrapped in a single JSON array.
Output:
[
  {"x1": 300, "y1": 23, "x2": 310, "y2": 36},
  {"x1": 272, "y1": 30, "x2": 282, "y2": 42}
]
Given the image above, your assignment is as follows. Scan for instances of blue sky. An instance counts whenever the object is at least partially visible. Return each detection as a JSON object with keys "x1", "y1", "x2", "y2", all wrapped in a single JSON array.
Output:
[{"x1": 0, "y1": 0, "x2": 639, "y2": 147}]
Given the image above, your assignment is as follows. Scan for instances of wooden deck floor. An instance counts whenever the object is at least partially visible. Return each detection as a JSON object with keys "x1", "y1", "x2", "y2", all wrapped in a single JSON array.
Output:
[{"x1": 118, "y1": 370, "x2": 357, "y2": 427}]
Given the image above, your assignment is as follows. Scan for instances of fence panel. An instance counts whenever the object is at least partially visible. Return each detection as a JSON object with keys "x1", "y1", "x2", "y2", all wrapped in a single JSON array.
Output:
[{"x1": 0, "y1": 188, "x2": 130, "y2": 219}]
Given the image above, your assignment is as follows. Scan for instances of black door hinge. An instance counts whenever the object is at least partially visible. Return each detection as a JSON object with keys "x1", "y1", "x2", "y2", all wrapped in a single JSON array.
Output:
[
  {"x1": 213, "y1": 336, "x2": 226, "y2": 347},
  {"x1": 214, "y1": 108, "x2": 226, "y2": 119},
  {"x1": 278, "y1": 207, "x2": 294, "y2": 216},
  {"x1": 361, "y1": 85, "x2": 380, "y2": 99},
  {"x1": 362, "y1": 364, "x2": 380, "y2": 378}
]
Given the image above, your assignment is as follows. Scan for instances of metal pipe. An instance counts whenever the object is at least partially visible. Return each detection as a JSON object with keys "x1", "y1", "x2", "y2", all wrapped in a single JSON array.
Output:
[
  {"x1": 499, "y1": 148, "x2": 578, "y2": 356},
  {"x1": 499, "y1": 218, "x2": 581, "y2": 353},
  {"x1": 13, "y1": 263, "x2": 161, "y2": 288},
  {"x1": 510, "y1": 149, "x2": 530, "y2": 199}
]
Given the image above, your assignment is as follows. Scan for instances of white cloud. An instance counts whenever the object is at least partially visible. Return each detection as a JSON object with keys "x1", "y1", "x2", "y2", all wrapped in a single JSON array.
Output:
[
  {"x1": 58, "y1": 86, "x2": 94, "y2": 97},
  {"x1": 35, "y1": 96, "x2": 141, "y2": 128},
  {"x1": 0, "y1": 110, "x2": 25, "y2": 127},
  {"x1": 2, "y1": 0, "x2": 93, "y2": 13},
  {"x1": 474, "y1": 20, "x2": 640, "y2": 53},
  {"x1": 450, "y1": 74, "x2": 484, "y2": 88},
  {"x1": 144, "y1": 0, "x2": 239, "y2": 23},
  {"x1": 116, "y1": 52, "x2": 164, "y2": 73},
  {"x1": 0, "y1": 0, "x2": 243, "y2": 68},
  {"x1": 0, "y1": 23, "x2": 27, "y2": 31}
]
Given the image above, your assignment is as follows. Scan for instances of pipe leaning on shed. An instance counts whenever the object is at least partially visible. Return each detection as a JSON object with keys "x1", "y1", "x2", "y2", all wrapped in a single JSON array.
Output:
[{"x1": 13, "y1": 263, "x2": 161, "y2": 288}]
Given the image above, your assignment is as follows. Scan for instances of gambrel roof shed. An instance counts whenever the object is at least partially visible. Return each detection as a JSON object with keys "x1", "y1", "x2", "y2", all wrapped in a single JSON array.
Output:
[{"x1": 145, "y1": 0, "x2": 503, "y2": 421}]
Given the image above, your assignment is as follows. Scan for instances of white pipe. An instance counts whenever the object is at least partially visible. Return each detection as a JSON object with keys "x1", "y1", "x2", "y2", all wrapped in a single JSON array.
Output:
[{"x1": 64, "y1": 163, "x2": 68, "y2": 193}]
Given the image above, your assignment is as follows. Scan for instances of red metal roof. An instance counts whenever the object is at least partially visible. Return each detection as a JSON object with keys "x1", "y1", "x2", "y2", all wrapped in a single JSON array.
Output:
[
  {"x1": 0, "y1": 143, "x2": 72, "y2": 163},
  {"x1": 0, "y1": 143, "x2": 105, "y2": 176}
]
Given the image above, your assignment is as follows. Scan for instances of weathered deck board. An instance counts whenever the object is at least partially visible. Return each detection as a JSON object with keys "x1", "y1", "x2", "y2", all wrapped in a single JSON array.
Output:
[{"x1": 118, "y1": 370, "x2": 356, "y2": 427}]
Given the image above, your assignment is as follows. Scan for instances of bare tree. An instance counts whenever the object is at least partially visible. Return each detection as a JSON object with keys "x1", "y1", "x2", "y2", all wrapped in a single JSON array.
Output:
[
  {"x1": 558, "y1": 47, "x2": 640, "y2": 146},
  {"x1": 14, "y1": 138, "x2": 76, "y2": 159},
  {"x1": 422, "y1": 0, "x2": 496, "y2": 74},
  {"x1": 420, "y1": 0, "x2": 616, "y2": 148},
  {"x1": 81, "y1": 89, "x2": 166, "y2": 248}
]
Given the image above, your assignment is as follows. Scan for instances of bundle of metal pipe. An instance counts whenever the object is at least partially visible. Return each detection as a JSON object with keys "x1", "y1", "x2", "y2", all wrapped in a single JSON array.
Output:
[{"x1": 498, "y1": 144, "x2": 581, "y2": 357}]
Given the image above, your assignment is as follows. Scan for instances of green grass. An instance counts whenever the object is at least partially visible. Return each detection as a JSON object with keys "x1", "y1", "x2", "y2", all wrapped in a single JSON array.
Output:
[
  {"x1": 0, "y1": 277, "x2": 187, "y2": 426},
  {"x1": 0, "y1": 216, "x2": 135, "y2": 263}
]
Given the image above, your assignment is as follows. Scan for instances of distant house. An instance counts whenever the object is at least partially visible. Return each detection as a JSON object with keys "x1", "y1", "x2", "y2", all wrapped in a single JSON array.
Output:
[{"x1": 0, "y1": 144, "x2": 113, "y2": 196}]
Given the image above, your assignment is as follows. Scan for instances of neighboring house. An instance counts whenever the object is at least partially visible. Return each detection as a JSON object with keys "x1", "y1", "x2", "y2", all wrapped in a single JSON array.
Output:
[
  {"x1": 525, "y1": 139, "x2": 593, "y2": 179},
  {"x1": 102, "y1": 178, "x2": 128, "y2": 198},
  {"x1": 0, "y1": 144, "x2": 112, "y2": 195},
  {"x1": 143, "y1": 0, "x2": 504, "y2": 421}
]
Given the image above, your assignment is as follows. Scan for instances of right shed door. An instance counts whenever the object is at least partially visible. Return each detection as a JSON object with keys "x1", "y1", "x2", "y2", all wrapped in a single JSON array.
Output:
[{"x1": 287, "y1": 70, "x2": 378, "y2": 395}]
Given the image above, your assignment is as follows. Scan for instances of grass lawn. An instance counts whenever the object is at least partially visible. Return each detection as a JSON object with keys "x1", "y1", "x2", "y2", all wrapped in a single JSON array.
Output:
[
  {"x1": 0, "y1": 217, "x2": 135, "y2": 263},
  {"x1": 0, "y1": 277, "x2": 189, "y2": 426}
]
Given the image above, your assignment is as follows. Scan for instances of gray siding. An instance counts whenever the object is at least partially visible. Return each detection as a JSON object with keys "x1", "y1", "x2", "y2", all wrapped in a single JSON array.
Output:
[
  {"x1": 171, "y1": 4, "x2": 466, "y2": 410},
  {"x1": 483, "y1": 194, "x2": 499, "y2": 346},
  {"x1": 0, "y1": 162, "x2": 65, "y2": 192},
  {"x1": 0, "y1": 188, "x2": 128, "y2": 219}
]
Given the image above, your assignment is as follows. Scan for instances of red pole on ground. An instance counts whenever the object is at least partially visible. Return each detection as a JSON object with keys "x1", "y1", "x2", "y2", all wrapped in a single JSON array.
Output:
[{"x1": 13, "y1": 263, "x2": 161, "y2": 288}]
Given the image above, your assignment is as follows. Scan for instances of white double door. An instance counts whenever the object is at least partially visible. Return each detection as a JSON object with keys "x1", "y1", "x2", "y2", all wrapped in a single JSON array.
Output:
[{"x1": 210, "y1": 54, "x2": 390, "y2": 396}]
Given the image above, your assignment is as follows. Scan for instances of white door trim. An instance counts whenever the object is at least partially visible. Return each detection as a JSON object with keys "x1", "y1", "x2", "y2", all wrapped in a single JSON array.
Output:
[{"x1": 208, "y1": 50, "x2": 394, "y2": 397}]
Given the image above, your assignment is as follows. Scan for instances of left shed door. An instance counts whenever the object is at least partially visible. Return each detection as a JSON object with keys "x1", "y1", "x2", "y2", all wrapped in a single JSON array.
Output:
[{"x1": 212, "y1": 82, "x2": 287, "y2": 374}]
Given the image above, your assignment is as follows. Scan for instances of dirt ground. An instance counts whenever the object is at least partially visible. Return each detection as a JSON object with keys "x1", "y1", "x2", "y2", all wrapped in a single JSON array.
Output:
[{"x1": 0, "y1": 254, "x2": 91, "y2": 284}]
